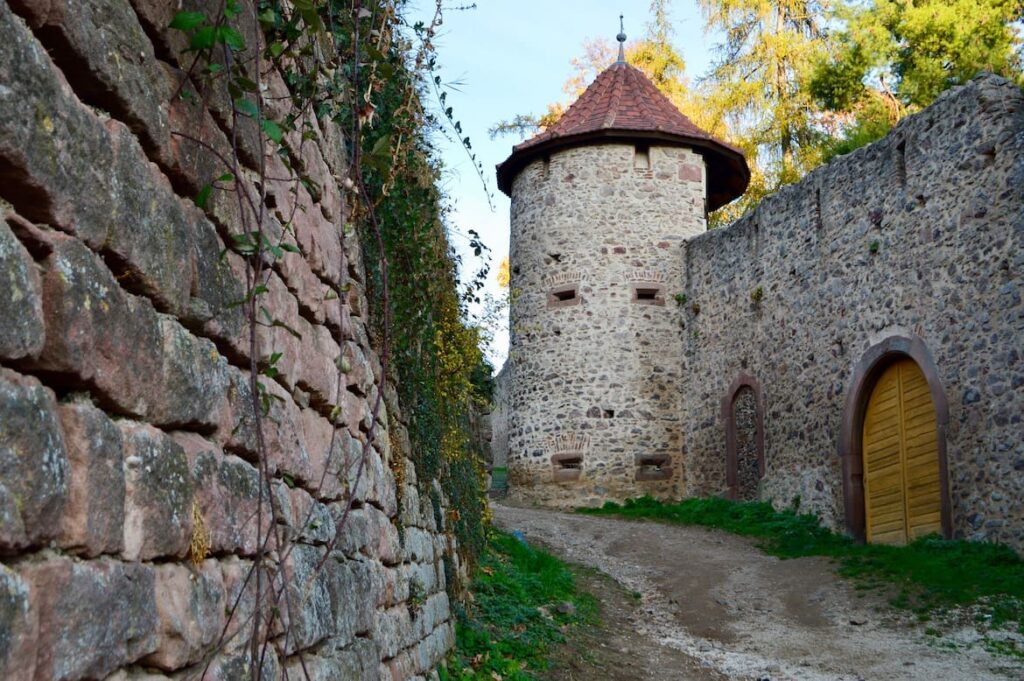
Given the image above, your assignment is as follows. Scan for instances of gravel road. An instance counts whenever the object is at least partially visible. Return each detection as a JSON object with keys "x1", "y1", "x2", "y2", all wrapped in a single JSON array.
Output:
[{"x1": 493, "y1": 502, "x2": 1024, "y2": 681}]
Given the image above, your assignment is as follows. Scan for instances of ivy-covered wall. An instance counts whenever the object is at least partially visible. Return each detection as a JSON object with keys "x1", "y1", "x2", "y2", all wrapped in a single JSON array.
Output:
[{"x1": 0, "y1": 1, "x2": 484, "y2": 679}]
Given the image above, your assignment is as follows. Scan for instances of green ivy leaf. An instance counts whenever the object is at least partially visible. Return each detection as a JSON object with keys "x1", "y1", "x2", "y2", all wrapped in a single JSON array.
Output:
[
  {"x1": 189, "y1": 26, "x2": 216, "y2": 51},
  {"x1": 194, "y1": 184, "x2": 212, "y2": 209},
  {"x1": 234, "y1": 97, "x2": 258, "y2": 118},
  {"x1": 261, "y1": 119, "x2": 284, "y2": 143},
  {"x1": 280, "y1": 242, "x2": 300, "y2": 253},
  {"x1": 218, "y1": 26, "x2": 246, "y2": 51},
  {"x1": 258, "y1": 8, "x2": 276, "y2": 26},
  {"x1": 169, "y1": 11, "x2": 206, "y2": 31}
]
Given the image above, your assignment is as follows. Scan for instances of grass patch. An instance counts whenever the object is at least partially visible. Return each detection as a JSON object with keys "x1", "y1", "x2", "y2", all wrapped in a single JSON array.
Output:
[
  {"x1": 581, "y1": 496, "x2": 1024, "y2": 627},
  {"x1": 440, "y1": 530, "x2": 597, "y2": 680}
]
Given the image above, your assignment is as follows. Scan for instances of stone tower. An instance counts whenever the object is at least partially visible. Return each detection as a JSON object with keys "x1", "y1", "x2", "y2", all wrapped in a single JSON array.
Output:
[{"x1": 497, "y1": 38, "x2": 749, "y2": 507}]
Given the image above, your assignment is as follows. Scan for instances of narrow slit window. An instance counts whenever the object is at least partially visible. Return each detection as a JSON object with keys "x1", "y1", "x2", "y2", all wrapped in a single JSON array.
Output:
[
  {"x1": 548, "y1": 285, "x2": 581, "y2": 307},
  {"x1": 551, "y1": 452, "x2": 584, "y2": 481},
  {"x1": 632, "y1": 285, "x2": 665, "y2": 305},
  {"x1": 635, "y1": 454, "x2": 672, "y2": 481},
  {"x1": 634, "y1": 145, "x2": 651, "y2": 170},
  {"x1": 636, "y1": 288, "x2": 658, "y2": 301}
]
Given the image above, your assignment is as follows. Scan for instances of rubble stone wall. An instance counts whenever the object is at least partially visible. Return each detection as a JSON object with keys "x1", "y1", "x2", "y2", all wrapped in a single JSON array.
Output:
[
  {"x1": 681, "y1": 74, "x2": 1024, "y2": 549},
  {"x1": 0, "y1": 2, "x2": 454, "y2": 679},
  {"x1": 506, "y1": 143, "x2": 705, "y2": 507}
]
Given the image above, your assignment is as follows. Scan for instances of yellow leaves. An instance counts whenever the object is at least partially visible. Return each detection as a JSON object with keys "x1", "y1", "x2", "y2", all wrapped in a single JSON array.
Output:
[
  {"x1": 496, "y1": 257, "x2": 510, "y2": 288},
  {"x1": 188, "y1": 501, "x2": 210, "y2": 566}
]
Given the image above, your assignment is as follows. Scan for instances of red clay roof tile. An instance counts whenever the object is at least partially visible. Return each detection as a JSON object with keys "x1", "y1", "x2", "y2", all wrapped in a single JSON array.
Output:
[{"x1": 496, "y1": 62, "x2": 749, "y2": 211}]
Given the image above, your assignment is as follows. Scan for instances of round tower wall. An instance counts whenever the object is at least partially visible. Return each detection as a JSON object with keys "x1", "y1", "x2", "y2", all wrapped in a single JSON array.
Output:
[{"x1": 506, "y1": 142, "x2": 706, "y2": 507}]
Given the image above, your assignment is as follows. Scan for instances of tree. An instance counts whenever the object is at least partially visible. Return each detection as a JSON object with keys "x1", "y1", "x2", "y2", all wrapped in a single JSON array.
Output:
[
  {"x1": 811, "y1": 0, "x2": 1024, "y2": 159},
  {"x1": 496, "y1": 256, "x2": 510, "y2": 288},
  {"x1": 697, "y1": 0, "x2": 831, "y2": 185}
]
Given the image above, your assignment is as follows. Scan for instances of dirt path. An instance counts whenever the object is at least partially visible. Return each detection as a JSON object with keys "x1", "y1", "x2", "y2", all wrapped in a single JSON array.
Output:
[{"x1": 493, "y1": 503, "x2": 1024, "y2": 681}]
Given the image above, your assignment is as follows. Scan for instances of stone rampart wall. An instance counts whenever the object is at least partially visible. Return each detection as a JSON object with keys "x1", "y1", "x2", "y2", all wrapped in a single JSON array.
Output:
[
  {"x1": 0, "y1": 2, "x2": 453, "y2": 679},
  {"x1": 681, "y1": 74, "x2": 1024, "y2": 548}
]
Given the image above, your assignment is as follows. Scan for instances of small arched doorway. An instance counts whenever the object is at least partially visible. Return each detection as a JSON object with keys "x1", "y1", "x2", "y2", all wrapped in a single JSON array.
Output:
[
  {"x1": 841, "y1": 336, "x2": 952, "y2": 543},
  {"x1": 722, "y1": 374, "x2": 765, "y2": 500}
]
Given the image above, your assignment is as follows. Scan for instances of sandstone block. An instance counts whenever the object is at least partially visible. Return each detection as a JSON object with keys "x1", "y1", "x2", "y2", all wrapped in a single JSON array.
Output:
[
  {"x1": 322, "y1": 557, "x2": 359, "y2": 648},
  {"x1": 217, "y1": 557, "x2": 260, "y2": 654},
  {"x1": 326, "y1": 555, "x2": 385, "y2": 638},
  {"x1": 22, "y1": 556, "x2": 157, "y2": 681},
  {"x1": 187, "y1": 213, "x2": 246, "y2": 351},
  {"x1": 0, "y1": 564, "x2": 37, "y2": 680},
  {"x1": 155, "y1": 317, "x2": 230, "y2": 428},
  {"x1": 283, "y1": 487, "x2": 336, "y2": 545},
  {"x1": 144, "y1": 561, "x2": 225, "y2": 671},
  {"x1": 401, "y1": 527, "x2": 436, "y2": 564},
  {"x1": 373, "y1": 604, "x2": 412, "y2": 660},
  {"x1": 57, "y1": 402, "x2": 125, "y2": 557},
  {"x1": 120, "y1": 422, "x2": 194, "y2": 561},
  {"x1": 335, "y1": 505, "x2": 401, "y2": 566},
  {"x1": 0, "y1": 369, "x2": 67, "y2": 552},
  {"x1": 200, "y1": 649, "x2": 281, "y2": 681},
  {"x1": 0, "y1": 215, "x2": 44, "y2": 360},
  {"x1": 279, "y1": 544, "x2": 333, "y2": 655},
  {"x1": 36, "y1": 236, "x2": 228, "y2": 429},
  {"x1": 342, "y1": 341, "x2": 373, "y2": 397},
  {"x1": 173, "y1": 432, "x2": 266, "y2": 556},
  {"x1": 8, "y1": 0, "x2": 168, "y2": 155},
  {"x1": 0, "y1": 3, "x2": 120, "y2": 245}
]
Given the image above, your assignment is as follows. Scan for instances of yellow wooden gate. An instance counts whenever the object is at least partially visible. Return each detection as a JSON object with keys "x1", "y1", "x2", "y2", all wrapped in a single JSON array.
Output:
[{"x1": 862, "y1": 358, "x2": 943, "y2": 544}]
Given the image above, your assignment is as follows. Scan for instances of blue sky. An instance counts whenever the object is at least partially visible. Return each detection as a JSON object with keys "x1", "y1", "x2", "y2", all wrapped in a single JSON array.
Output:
[{"x1": 405, "y1": 1, "x2": 721, "y2": 367}]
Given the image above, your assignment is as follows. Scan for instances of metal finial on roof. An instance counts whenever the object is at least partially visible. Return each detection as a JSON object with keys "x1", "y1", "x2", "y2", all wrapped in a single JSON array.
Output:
[{"x1": 616, "y1": 15, "x2": 626, "y2": 63}]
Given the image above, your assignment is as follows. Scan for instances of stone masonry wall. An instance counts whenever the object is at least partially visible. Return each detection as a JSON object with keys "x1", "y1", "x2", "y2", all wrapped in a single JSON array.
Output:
[
  {"x1": 507, "y1": 143, "x2": 705, "y2": 507},
  {"x1": 487, "y1": 364, "x2": 510, "y2": 470},
  {"x1": 0, "y1": 2, "x2": 454, "y2": 679},
  {"x1": 681, "y1": 74, "x2": 1024, "y2": 549}
]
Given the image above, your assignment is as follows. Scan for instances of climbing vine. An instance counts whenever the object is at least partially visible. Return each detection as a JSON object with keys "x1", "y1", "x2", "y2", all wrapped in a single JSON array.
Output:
[{"x1": 165, "y1": 0, "x2": 490, "y2": 678}]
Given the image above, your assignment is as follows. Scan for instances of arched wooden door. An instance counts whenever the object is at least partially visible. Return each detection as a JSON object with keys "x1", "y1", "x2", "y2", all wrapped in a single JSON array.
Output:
[{"x1": 862, "y1": 358, "x2": 943, "y2": 544}]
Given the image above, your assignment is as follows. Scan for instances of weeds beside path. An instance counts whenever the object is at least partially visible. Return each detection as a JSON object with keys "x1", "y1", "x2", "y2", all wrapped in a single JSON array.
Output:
[{"x1": 439, "y1": 531, "x2": 597, "y2": 680}]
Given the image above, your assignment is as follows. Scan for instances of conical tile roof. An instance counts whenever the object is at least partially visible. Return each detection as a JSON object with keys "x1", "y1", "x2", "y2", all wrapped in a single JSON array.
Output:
[{"x1": 497, "y1": 62, "x2": 749, "y2": 211}]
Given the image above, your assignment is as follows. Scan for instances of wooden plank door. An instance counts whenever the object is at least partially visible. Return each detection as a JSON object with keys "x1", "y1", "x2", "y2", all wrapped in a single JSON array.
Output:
[{"x1": 862, "y1": 358, "x2": 942, "y2": 544}]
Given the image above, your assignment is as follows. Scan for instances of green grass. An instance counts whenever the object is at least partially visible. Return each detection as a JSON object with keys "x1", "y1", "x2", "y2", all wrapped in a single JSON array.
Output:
[
  {"x1": 581, "y1": 496, "x2": 1024, "y2": 628},
  {"x1": 440, "y1": 531, "x2": 597, "y2": 680}
]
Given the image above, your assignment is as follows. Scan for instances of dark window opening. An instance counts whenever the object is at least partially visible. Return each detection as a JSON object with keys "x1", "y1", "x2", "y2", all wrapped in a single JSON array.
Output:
[
  {"x1": 635, "y1": 454, "x2": 672, "y2": 481},
  {"x1": 552, "y1": 452, "x2": 584, "y2": 481},
  {"x1": 549, "y1": 284, "x2": 582, "y2": 308},
  {"x1": 632, "y1": 285, "x2": 665, "y2": 305},
  {"x1": 634, "y1": 144, "x2": 651, "y2": 170},
  {"x1": 554, "y1": 289, "x2": 576, "y2": 302},
  {"x1": 603, "y1": 409, "x2": 614, "y2": 419}
]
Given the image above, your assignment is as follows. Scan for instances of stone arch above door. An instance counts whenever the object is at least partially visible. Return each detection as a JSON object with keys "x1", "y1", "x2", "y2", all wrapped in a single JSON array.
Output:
[
  {"x1": 839, "y1": 335, "x2": 953, "y2": 542},
  {"x1": 722, "y1": 373, "x2": 765, "y2": 500}
]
